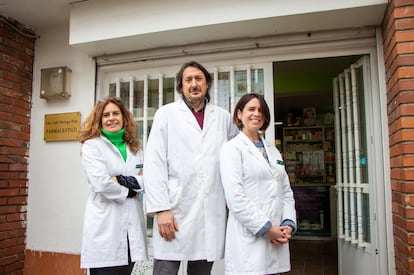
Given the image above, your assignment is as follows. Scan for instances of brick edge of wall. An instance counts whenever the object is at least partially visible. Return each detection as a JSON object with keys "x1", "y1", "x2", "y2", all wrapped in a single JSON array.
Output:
[{"x1": 0, "y1": 15, "x2": 34, "y2": 275}]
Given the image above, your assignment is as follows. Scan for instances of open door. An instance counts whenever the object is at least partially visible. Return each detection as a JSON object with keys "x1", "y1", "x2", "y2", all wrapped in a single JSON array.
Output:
[{"x1": 333, "y1": 55, "x2": 379, "y2": 275}]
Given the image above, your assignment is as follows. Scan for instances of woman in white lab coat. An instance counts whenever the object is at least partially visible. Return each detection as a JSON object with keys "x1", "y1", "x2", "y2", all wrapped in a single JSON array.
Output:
[
  {"x1": 220, "y1": 93, "x2": 297, "y2": 275},
  {"x1": 79, "y1": 96, "x2": 147, "y2": 275}
]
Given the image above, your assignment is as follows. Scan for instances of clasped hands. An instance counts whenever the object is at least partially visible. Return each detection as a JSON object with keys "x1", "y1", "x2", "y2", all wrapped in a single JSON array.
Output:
[{"x1": 265, "y1": 225, "x2": 293, "y2": 244}]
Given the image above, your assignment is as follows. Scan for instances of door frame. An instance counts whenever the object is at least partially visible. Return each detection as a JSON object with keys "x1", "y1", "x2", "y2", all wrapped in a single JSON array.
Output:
[{"x1": 266, "y1": 28, "x2": 392, "y2": 275}]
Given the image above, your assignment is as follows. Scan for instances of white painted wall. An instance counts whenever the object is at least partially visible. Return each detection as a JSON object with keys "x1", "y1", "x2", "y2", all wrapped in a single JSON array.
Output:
[
  {"x1": 69, "y1": 0, "x2": 387, "y2": 56},
  {"x1": 70, "y1": 0, "x2": 386, "y2": 43},
  {"x1": 26, "y1": 24, "x2": 95, "y2": 253}
]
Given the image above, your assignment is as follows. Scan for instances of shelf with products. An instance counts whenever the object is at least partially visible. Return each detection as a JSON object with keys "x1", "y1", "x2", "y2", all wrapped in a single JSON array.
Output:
[
  {"x1": 282, "y1": 125, "x2": 336, "y2": 237},
  {"x1": 283, "y1": 126, "x2": 335, "y2": 186}
]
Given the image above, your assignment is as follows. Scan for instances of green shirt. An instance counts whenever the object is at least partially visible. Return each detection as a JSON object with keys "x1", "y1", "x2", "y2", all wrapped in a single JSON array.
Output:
[{"x1": 101, "y1": 128, "x2": 127, "y2": 162}]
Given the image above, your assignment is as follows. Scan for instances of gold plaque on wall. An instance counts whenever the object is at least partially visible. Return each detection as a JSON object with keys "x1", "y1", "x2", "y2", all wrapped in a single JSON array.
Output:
[{"x1": 44, "y1": 112, "x2": 81, "y2": 142}]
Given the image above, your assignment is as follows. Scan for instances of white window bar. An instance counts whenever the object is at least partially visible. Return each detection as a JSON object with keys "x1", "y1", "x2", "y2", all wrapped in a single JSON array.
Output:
[
  {"x1": 361, "y1": 56, "x2": 372, "y2": 246},
  {"x1": 230, "y1": 67, "x2": 235, "y2": 114},
  {"x1": 339, "y1": 73, "x2": 351, "y2": 241},
  {"x1": 129, "y1": 77, "x2": 135, "y2": 111},
  {"x1": 254, "y1": 69, "x2": 259, "y2": 86},
  {"x1": 116, "y1": 77, "x2": 121, "y2": 98},
  {"x1": 213, "y1": 68, "x2": 218, "y2": 106},
  {"x1": 351, "y1": 64, "x2": 367, "y2": 247},
  {"x1": 333, "y1": 77, "x2": 344, "y2": 239},
  {"x1": 174, "y1": 83, "x2": 179, "y2": 102},
  {"x1": 344, "y1": 69, "x2": 357, "y2": 244},
  {"x1": 246, "y1": 65, "x2": 252, "y2": 94},
  {"x1": 158, "y1": 74, "x2": 164, "y2": 108},
  {"x1": 143, "y1": 75, "x2": 149, "y2": 147}
]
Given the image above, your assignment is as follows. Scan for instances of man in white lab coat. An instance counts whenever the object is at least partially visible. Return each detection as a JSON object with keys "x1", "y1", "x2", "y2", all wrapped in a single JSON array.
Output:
[{"x1": 144, "y1": 61, "x2": 238, "y2": 275}]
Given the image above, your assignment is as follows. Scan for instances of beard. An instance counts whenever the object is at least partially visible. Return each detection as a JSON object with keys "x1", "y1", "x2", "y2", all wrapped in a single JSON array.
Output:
[
  {"x1": 186, "y1": 94, "x2": 204, "y2": 105},
  {"x1": 185, "y1": 87, "x2": 206, "y2": 107}
]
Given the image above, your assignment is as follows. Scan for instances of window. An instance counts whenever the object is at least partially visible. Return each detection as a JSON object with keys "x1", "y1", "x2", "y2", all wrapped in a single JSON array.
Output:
[{"x1": 100, "y1": 66, "x2": 265, "y2": 147}]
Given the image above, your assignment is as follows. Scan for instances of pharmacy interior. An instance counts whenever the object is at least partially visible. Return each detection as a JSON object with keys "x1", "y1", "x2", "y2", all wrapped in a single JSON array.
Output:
[{"x1": 274, "y1": 55, "x2": 361, "y2": 238}]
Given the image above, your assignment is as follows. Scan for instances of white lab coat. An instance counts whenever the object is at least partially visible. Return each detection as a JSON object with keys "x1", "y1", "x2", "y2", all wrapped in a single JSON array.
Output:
[
  {"x1": 219, "y1": 132, "x2": 296, "y2": 275},
  {"x1": 144, "y1": 99, "x2": 237, "y2": 261},
  {"x1": 80, "y1": 136, "x2": 147, "y2": 268}
]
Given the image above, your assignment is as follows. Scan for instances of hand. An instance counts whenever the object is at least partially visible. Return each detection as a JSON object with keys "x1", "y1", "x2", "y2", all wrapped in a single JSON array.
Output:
[
  {"x1": 157, "y1": 210, "x2": 179, "y2": 241},
  {"x1": 265, "y1": 225, "x2": 290, "y2": 244},
  {"x1": 138, "y1": 169, "x2": 143, "y2": 176},
  {"x1": 270, "y1": 226, "x2": 293, "y2": 244},
  {"x1": 281, "y1": 225, "x2": 293, "y2": 239},
  {"x1": 116, "y1": 175, "x2": 140, "y2": 190}
]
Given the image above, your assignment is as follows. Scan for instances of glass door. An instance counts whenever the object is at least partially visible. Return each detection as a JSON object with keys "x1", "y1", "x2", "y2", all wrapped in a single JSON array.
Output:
[{"x1": 333, "y1": 55, "x2": 378, "y2": 275}]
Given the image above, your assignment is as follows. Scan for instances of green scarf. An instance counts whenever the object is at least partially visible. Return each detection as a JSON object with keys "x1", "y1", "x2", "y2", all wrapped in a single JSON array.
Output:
[{"x1": 101, "y1": 128, "x2": 127, "y2": 162}]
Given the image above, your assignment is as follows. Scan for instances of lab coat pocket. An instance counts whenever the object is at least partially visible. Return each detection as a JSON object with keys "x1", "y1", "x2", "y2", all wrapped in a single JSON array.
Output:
[
  {"x1": 258, "y1": 198, "x2": 282, "y2": 225},
  {"x1": 135, "y1": 163, "x2": 143, "y2": 175},
  {"x1": 241, "y1": 222, "x2": 258, "y2": 238},
  {"x1": 182, "y1": 175, "x2": 205, "y2": 202},
  {"x1": 271, "y1": 160, "x2": 285, "y2": 181},
  {"x1": 167, "y1": 179, "x2": 182, "y2": 209},
  {"x1": 269, "y1": 198, "x2": 283, "y2": 225}
]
